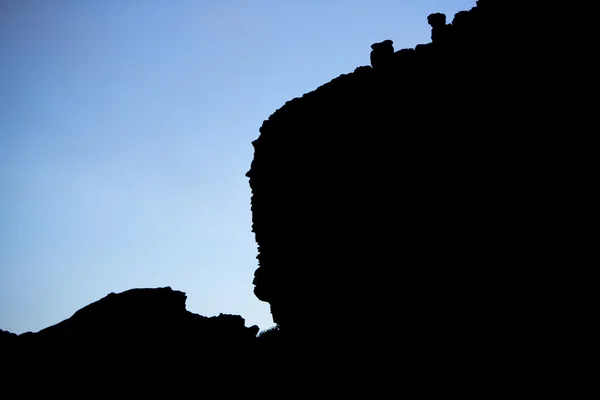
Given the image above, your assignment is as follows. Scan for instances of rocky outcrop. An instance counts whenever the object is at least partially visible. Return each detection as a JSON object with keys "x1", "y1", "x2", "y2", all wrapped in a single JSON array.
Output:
[
  {"x1": 2, "y1": 287, "x2": 259, "y2": 370},
  {"x1": 427, "y1": 12, "x2": 447, "y2": 43},
  {"x1": 370, "y1": 39, "x2": 394, "y2": 69},
  {"x1": 30, "y1": 286, "x2": 257, "y2": 342},
  {"x1": 0, "y1": 328, "x2": 18, "y2": 343},
  {"x1": 247, "y1": 0, "x2": 549, "y2": 358}
]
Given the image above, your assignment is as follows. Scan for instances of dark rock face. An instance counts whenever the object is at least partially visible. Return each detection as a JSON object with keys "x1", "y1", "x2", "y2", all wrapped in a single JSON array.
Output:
[
  {"x1": 427, "y1": 12, "x2": 447, "y2": 43},
  {"x1": 17, "y1": 286, "x2": 257, "y2": 340},
  {"x1": 2, "y1": 287, "x2": 259, "y2": 375},
  {"x1": 247, "y1": 0, "x2": 550, "y2": 360},
  {"x1": 370, "y1": 39, "x2": 394, "y2": 68},
  {"x1": 0, "y1": 329, "x2": 17, "y2": 343}
]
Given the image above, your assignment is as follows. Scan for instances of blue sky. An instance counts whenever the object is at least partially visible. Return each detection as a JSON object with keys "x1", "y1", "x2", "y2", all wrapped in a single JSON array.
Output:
[{"x1": 0, "y1": 0, "x2": 476, "y2": 334}]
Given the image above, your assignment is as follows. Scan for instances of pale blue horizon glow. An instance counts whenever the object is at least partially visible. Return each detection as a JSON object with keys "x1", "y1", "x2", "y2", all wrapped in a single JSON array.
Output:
[{"x1": 1, "y1": 0, "x2": 476, "y2": 334}]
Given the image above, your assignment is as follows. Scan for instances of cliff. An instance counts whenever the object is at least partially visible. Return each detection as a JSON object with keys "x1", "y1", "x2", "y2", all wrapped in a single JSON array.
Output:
[{"x1": 247, "y1": 0, "x2": 549, "y2": 361}]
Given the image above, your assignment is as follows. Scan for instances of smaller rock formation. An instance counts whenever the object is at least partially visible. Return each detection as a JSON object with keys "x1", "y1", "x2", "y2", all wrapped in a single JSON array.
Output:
[
  {"x1": 1, "y1": 287, "x2": 260, "y2": 377},
  {"x1": 370, "y1": 39, "x2": 394, "y2": 68},
  {"x1": 427, "y1": 12, "x2": 447, "y2": 43}
]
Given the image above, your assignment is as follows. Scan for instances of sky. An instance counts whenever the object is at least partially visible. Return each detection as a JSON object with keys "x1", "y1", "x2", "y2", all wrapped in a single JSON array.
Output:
[{"x1": 0, "y1": 0, "x2": 476, "y2": 334}]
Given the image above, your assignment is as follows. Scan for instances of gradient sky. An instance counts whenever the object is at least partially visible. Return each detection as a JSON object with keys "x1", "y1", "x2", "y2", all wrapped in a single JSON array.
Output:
[{"x1": 0, "y1": 0, "x2": 476, "y2": 334}]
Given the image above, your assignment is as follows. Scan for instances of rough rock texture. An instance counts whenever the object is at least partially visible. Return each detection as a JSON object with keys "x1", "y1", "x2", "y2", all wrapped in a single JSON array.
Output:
[
  {"x1": 370, "y1": 39, "x2": 394, "y2": 69},
  {"x1": 247, "y1": 0, "x2": 550, "y2": 360}
]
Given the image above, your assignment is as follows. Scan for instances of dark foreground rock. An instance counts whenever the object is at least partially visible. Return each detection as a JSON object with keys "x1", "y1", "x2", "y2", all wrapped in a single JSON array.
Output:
[
  {"x1": 3, "y1": 286, "x2": 258, "y2": 344},
  {"x1": 1, "y1": 287, "x2": 262, "y2": 386},
  {"x1": 247, "y1": 0, "x2": 556, "y2": 382}
]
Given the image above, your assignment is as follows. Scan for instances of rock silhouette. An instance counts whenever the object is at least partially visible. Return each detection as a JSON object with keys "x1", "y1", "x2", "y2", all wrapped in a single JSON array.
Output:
[
  {"x1": 370, "y1": 39, "x2": 395, "y2": 69},
  {"x1": 17, "y1": 286, "x2": 257, "y2": 342},
  {"x1": 247, "y1": 0, "x2": 547, "y2": 370},
  {"x1": 1, "y1": 287, "x2": 260, "y2": 388},
  {"x1": 2, "y1": 0, "x2": 554, "y2": 392},
  {"x1": 3, "y1": 287, "x2": 258, "y2": 349}
]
